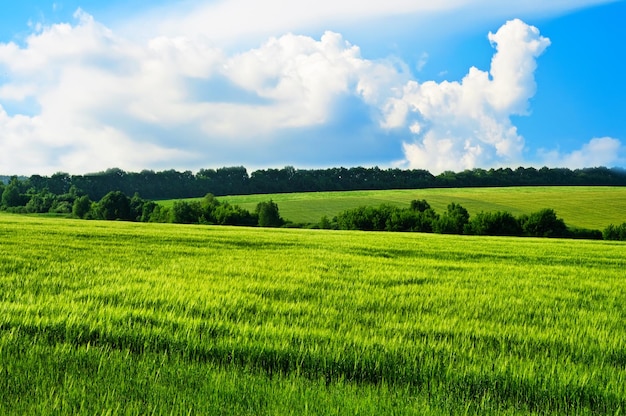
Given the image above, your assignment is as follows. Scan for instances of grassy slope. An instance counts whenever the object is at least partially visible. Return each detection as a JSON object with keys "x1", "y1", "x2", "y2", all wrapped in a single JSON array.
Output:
[
  {"x1": 1, "y1": 213, "x2": 625, "y2": 414},
  {"x1": 160, "y1": 186, "x2": 626, "y2": 230}
]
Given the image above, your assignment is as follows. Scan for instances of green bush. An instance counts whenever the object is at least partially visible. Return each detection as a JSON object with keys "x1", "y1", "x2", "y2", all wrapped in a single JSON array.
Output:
[
  {"x1": 465, "y1": 211, "x2": 522, "y2": 236},
  {"x1": 603, "y1": 223, "x2": 626, "y2": 241}
]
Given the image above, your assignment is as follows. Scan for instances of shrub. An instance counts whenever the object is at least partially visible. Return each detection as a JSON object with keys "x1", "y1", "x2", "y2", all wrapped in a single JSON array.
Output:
[
  {"x1": 72, "y1": 195, "x2": 92, "y2": 219},
  {"x1": 433, "y1": 203, "x2": 469, "y2": 234},
  {"x1": 465, "y1": 211, "x2": 522, "y2": 236},
  {"x1": 520, "y1": 208, "x2": 568, "y2": 238},
  {"x1": 603, "y1": 223, "x2": 626, "y2": 241},
  {"x1": 170, "y1": 200, "x2": 202, "y2": 224}
]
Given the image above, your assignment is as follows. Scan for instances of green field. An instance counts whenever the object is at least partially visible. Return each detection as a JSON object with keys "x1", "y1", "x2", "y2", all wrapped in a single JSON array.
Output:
[
  {"x1": 1, "y1": 213, "x2": 625, "y2": 414},
  {"x1": 160, "y1": 186, "x2": 626, "y2": 230}
]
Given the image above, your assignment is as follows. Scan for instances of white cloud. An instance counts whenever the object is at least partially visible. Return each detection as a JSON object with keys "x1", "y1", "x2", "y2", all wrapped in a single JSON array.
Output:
[
  {"x1": 384, "y1": 19, "x2": 550, "y2": 173},
  {"x1": 0, "y1": 11, "x2": 408, "y2": 174},
  {"x1": 221, "y1": 31, "x2": 407, "y2": 131},
  {"x1": 0, "y1": 12, "x2": 207, "y2": 174},
  {"x1": 0, "y1": 3, "x2": 619, "y2": 176},
  {"x1": 538, "y1": 137, "x2": 626, "y2": 169}
]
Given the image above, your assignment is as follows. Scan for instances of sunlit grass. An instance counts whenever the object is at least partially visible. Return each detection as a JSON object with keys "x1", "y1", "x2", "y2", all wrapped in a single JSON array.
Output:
[{"x1": 1, "y1": 213, "x2": 625, "y2": 414}]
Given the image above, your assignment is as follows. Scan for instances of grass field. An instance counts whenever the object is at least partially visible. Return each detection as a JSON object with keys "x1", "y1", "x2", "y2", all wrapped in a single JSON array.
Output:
[
  {"x1": 1, "y1": 213, "x2": 625, "y2": 414},
  {"x1": 159, "y1": 186, "x2": 626, "y2": 230}
]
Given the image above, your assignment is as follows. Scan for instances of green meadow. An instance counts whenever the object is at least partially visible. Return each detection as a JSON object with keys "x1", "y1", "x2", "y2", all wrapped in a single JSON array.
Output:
[
  {"x1": 1, "y1": 213, "x2": 625, "y2": 414},
  {"x1": 160, "y1": 186, "x2": 626, "y2": 230}
]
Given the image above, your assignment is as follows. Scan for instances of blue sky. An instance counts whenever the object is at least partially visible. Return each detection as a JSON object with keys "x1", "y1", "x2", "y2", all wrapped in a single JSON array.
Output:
[{"x1": 0, "y1": 0, "x2": 624, "y2": 175}]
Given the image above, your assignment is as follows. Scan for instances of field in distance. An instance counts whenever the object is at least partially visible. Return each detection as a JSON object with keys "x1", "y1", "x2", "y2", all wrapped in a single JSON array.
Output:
[
  {"x1": 1, "y1": 213, "x2": 625, "y2": 414},
  {"x1": 159, "y1": 186, "x2": 626, "y2": 230}
]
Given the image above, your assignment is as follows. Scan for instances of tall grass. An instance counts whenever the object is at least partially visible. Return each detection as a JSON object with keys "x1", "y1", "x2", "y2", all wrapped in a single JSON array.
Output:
[{"x1": 1, "y1": 213, "x2": 625, "y2": 414}]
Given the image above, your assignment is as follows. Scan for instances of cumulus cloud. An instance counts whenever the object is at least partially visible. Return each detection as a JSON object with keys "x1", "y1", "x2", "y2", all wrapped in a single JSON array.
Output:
[
  {"x1": 0, "y1": 11, "x2": 212, "y2": 173},
  {"x1": 221, "y1": 31, "x2": 408, "y2": 131},
  {"x1": 0, "y1": 10, "x2": 408, "y2": 174},
  {"x1": 384, "y1": 19, "x2": 550, "y2": 173},
  {"x1": 538, "y1": 137, "x2": 626, "y2": 169},
  {"x1": 0, "y1": 5, "x2": 618, "y2": 176}
]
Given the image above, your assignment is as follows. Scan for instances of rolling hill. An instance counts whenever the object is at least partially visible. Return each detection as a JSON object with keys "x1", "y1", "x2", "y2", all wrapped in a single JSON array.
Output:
[{"x1": 160, "y1": 186, "x2": 626, "y2": 230}]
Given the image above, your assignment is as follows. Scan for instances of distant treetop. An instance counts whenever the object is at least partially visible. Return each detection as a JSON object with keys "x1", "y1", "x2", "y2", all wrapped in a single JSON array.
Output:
[{"x1": 11, "y1": 165, "x2": 626, "y2": 201}]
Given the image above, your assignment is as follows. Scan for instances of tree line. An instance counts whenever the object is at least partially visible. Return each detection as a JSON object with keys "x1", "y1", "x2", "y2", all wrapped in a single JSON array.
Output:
[
  {"x1": 0, "y1": 178, "x2": 285, "y2": 228},
  {"x1": 1, "y1": 175, "x2": 625, "y2": 240},
  {"x1": 328, "y1": 200, "x2": 625, "y2": 240},
  {"x1": 11, "y1": 165, "x2": 626, "y2": 201}
]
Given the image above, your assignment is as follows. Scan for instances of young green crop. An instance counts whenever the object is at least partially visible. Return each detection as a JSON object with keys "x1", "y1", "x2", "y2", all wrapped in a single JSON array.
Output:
[{"x1": 0, "y1": 213, "x2": 625, "y2": 414}]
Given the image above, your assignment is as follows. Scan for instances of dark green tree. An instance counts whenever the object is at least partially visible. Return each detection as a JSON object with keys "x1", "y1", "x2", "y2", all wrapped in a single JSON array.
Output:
[
  {"x1": 96, "y1": 191, "x2": 132, "y2": 221},
  {"x1": 397, "y1": 207, "x2": 438, "y2": 233},
  {"x1": 603, "y1": 223, "x2": 626, "y2": 241},
  {"x1": 129, "y1": 193, "x2": 147, "y2": 221},
  {"x1": 1, "y1": 178, "x2": 25, "y2": 208},
  {"x1": 137, "y1": 200, "x2": 158, "y2": 222},
  {"x1": 336, "y1": 206, "x2": 378, "y2": 230},
  {"x1": 170, "y1": 200, "x2": 202, "y2": 224},
  {"x1": 144, "y1": 204, "x2": 170, "y2": 223},
  {"x1": 256, "y1": 200, "x2": 283, "y2": 227},
  {"x1": 199, "y1": 193, "x2": 220, "y2": 223},
  {"x1": 465, "y1": 211, "x2": 522, "y2": 236},
  {"x1": 520, "y1": 208, "x2": 567, "y2": 238},
  {"x1": 213, "y1": 203, "x2": 256, "y2": 226},
  {"x1": 433, "y1": 203, "x2": 470, "y2": 234},
  {"x1": 386, "y1": 208, "x2": 416, "y2": 232},
  {"x1": 318, "y1": 215, "x2": 333, "y2": 229},
  {"x1": 410, "y1": 199, "x2": 431, "y2": 212},
  {"x1": 48, "y1": 172, "x2": 71, "y2": 195},
  {"x1": 25, "y1": 188, "x2": 57, "y2": 213},
  {"x1": 72, "y1": 195, "x2": 93, "y2": 219}
]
